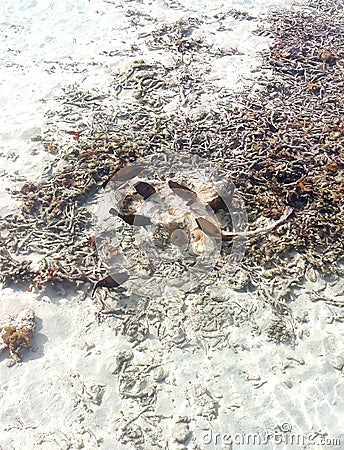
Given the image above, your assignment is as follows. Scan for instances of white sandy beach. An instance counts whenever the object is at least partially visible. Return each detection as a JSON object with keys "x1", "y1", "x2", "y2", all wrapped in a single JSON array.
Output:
[{"x1": 0, "y1": 1, "x2": 343, "y2": 449}]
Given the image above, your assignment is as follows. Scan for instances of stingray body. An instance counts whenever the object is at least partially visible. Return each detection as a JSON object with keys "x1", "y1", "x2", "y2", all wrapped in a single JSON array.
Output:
[
  {"x1": 195, "y1": 217, "x2": 222, "y2": 238},
  {"x1": 114, "y1": 165, "x2": 144, "y2": 182},
  {"x1": 168, "y1": 180, "x2": 197, "y2": 205},
  {"x1": 134, "y1": 181, "x2": 156, "y2": 199},
  {"x1": 207, "y1": 195, "x2": 228, "y2": 212},
  {"x1": 109, "y1": 208, "x2": 152, "y2": 226},
  {"x1": 92, "y1": 272, "x2": 129, "y2": 296}
]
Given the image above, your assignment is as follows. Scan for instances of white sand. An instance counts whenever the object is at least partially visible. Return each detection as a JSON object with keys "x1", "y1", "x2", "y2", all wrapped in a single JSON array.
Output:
[{"x1": 1, "y1": 1, "x2": 343, "y2": 449}]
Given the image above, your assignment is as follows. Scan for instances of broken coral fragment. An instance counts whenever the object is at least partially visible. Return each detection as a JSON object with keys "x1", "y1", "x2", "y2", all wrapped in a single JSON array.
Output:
[{"x1": 0, "y1": 308, "x2": 35, "y2": 362}]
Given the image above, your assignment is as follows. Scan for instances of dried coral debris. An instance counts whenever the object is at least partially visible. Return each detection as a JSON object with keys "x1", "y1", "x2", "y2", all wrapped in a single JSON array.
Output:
[{"x1": 0, "y1": 0, "x2": 343, "y2": 299}]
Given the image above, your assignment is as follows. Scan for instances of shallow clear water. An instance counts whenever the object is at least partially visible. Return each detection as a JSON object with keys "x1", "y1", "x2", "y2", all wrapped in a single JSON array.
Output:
[{"x1": 0, "y1": 1, "x2": 343, "y2": 449}]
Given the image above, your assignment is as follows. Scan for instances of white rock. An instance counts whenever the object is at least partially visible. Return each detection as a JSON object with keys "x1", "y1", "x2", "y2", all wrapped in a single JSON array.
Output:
[{"x1": 331, "y1": 354, "x2": 344, "y2": 371}]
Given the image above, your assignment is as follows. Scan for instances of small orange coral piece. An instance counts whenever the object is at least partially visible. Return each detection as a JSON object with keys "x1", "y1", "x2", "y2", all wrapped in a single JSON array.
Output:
[
  {"x1": 332, "y1": 193, "x2": 340, "y2": 202},
  {"x1": 2, "y1": 326, "x2": 32, "y2": 360},
  {"x1": 66, "y1": 130, "x2": 81, "y2": 141},
  {"x1": 296, "y1": 177, "x2": 311, "y2": 193},
  {"x1": 325, "y1": 162, "x2": 338, "y2": 173},
  {"x1": 89, "y1": 235, "x2": 96, "y2": 249},
  {"x1": 306, "y1": 82, "x2": 321, "y2": 92}
]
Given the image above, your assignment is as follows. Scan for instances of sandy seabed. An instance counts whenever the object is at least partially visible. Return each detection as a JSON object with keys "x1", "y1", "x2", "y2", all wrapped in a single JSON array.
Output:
[{"x1": 0, "y1": 1, "x2": 343, "y2": 449}]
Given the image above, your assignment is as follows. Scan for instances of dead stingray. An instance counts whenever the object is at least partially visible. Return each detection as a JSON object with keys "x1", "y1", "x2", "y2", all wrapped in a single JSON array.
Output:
[{"x1": 92, "y1": 272, "x2": 129, "y2": 296}]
